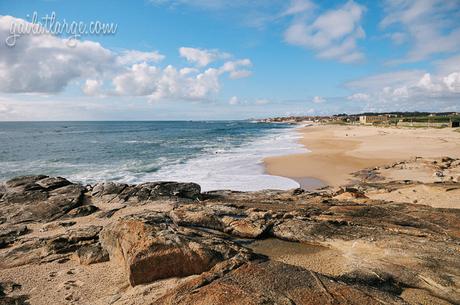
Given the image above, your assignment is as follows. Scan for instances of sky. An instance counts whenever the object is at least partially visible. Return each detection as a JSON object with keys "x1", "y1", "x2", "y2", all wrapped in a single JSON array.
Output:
[{"x1": 0, "y1": 0, "x2": 459, "y2": 120}]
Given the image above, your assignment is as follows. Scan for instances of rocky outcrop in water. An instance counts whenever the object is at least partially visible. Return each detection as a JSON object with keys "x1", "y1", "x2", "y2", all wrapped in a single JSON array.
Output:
[{"x1": 0, "y1": 157, "x2": 459, "y2": 304}]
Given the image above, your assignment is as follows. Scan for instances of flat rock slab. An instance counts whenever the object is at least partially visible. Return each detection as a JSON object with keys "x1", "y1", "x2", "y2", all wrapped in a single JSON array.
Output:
[{"x1": 155, "y1": 260, "x2": 407, "y2": 305}]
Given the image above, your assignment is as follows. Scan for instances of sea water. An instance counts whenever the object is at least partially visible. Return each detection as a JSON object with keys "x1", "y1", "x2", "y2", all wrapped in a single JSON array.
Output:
[{"x1": 0, "y1": 121, "x2": 307, "y2": 191}]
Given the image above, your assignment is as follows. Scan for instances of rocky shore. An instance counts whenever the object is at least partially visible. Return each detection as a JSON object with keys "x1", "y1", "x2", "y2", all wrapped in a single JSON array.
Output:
[{"x1": 1, "y1": 157, "x2": 460, "y2": 304}]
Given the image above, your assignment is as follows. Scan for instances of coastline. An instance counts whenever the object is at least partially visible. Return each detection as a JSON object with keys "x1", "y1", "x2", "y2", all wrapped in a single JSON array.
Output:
[{"x1": 264, "y1": 124, "x2": 460, "y2": 188}]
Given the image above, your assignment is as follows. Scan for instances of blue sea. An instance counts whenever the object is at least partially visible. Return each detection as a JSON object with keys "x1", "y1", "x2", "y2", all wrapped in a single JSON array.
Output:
[{"x1": 0, "y1": 121, "x2": 307, "y2": 191}]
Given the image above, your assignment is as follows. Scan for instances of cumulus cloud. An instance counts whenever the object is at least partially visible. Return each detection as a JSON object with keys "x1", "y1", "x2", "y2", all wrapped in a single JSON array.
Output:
[
  {"x1": 82, "y1": 79, "x2": 103, "y2": 96},
  {"x1": 0, "y1": 15, "x2": 252, "y2": 102},
  {"x1": 443, "y1": 72, "x2": 460, "y2": 92},
  {"x1": 284, "y1": 0, "x2": 366, "y2": 63},
  {"x1": 381, "y1": 0, "x2": 460, "y2": 63},
  {"x1": 112, "y1": 63, "x2": 220, "y2": 101},
  {"x1": 345, "y1": 62, "x2": 460, "y2": 111},
  {"x1": 219, "y1": 59, "x2": 252, "y2": 79},
  {"x1": 179, "y1": 47, "x2": 230, "y2": 67},
  {"x1": 111, "y1": 57, "x2": 251, "y2": 101},
  {"x1": 0, "y1": 15, "x2": 114, "y2": 93},
  {"x1": 116, "y1": 50, "x2": 165, "y2": 65}
]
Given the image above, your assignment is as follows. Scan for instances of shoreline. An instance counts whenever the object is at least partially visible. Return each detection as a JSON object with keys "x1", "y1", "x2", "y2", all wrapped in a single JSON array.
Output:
[{"x1": 264, "y1": 124, "x2": 460, "y2": 188}]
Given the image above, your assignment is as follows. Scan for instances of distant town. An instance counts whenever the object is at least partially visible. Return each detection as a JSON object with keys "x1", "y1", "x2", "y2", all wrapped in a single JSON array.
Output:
[{"x1": 258, "y1": 112, "x2": 460, "y2": 128}]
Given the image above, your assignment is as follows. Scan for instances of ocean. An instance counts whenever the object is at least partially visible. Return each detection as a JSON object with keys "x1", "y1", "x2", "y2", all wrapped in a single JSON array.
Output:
[{"x1": 0, "y1": 121, "x2": 307, "y2": 191}]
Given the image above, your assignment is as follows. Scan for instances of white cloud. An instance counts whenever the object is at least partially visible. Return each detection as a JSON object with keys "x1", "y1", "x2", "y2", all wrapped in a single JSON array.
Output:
[
  {"x1": 113, "y1": 63, "x2": 221, "y2": 101},
  {"x1": 0, "y1": 16, "x2": 252, "y2": 102},
  {"x1": 346, "y1": 67, "x2": 460, "y2": 111},
  {"x1": 228, "y1": 96, "x2": 240, "y2": 105},
  {"x1": 113, "y1": 63, "x2": 161, "y2": 96},
  {"x1": 116, "y1": 50, "x2": 165, "y2": 65},
  {"x1": 312, "y1": 96, "x2": 325, "y2": 103},
  {"x1": 281, "y1": 0, "x2": 315, "y2": 17},
  {"x1": 219, "y1": 59, "x2": 252, "y2": 79},
  {"x1": 381, "y1": 0, "x2": 460, "y2": 62},
  {"x1": 443, "y1": 72, "x2": 460, "y2": 93},
  {"x1": 0, "y1": 16, "x2": 114, "y2": 93},
  {"x1": 179, "y1": 47, "x2": 230, "y2": 67},
  {"x1": 111, "y1": 57, "x2": 252, "y2": 101},
  {"x1": 347, "y1": 93, "x2": 370, "y2": 101},
  {"x1": 388, "y1": 32, "x2": 406, "y2": 45},
  {"x1": 284, "y1": 0, "x2": 366, "y2": 63},
  {"x1": 82, "y1": 79, "x2": 103, "y2": 96}
]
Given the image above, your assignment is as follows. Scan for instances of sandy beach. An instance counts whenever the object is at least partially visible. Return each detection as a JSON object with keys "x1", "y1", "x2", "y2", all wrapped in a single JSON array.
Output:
[{"x1": 265, "y1": 124, "x2": 460, "y2": 188}]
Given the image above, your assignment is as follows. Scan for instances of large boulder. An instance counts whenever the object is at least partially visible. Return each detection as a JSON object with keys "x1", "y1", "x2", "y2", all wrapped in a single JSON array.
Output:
[{"x1": 100, "y1": 211, "x2": 253, "y2": 286}]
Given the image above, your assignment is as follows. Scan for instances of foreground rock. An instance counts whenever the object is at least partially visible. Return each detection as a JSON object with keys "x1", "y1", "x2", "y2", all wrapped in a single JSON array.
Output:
[
  {"x1": 100, "y1": 211, "x2": 254, "y2": 286},
  {"x1": 156, "y1": 260, "x2": 407, "y2": 305},
  {"x1": 0, "y1": 158, "x2": 459, "y2": 305}
]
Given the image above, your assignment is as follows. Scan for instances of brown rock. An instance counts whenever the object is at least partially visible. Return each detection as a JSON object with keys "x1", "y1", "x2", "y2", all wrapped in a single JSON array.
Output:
[
  {"x1": 155, "y1": 261, "x2": 407, "y2": 305},
  {"x1": 170, "y1": 205, "x2": 271, "y2": 238},
  {"x1": 100, "y1": 211, "x2": 253, "y2": 286}
]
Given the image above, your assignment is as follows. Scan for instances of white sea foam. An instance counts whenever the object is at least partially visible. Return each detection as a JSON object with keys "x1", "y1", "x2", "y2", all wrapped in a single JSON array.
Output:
[{"x1": 141, "y1": 126, "x2": 308, "y2": 191}]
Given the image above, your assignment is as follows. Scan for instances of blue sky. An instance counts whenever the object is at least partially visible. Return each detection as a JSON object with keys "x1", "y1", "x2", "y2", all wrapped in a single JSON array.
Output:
[{"x1": 0, "y1": 0, "x2": 459, "y2": 120}]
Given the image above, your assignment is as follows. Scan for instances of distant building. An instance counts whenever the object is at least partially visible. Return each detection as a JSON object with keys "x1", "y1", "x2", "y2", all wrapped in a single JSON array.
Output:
[{"x1": 359, "y1": 115, "x2": 389, "y2": 125}]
